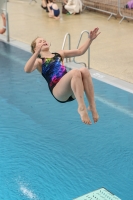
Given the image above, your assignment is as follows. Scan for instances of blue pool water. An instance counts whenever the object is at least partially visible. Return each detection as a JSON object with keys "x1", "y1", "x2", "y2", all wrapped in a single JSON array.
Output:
[{"x1": 0, "y1": 41, "x2": 133, "y2": 200}]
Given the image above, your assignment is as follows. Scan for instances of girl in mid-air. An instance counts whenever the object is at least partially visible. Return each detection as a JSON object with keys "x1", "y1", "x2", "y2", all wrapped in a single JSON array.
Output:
[{"x1": 24, "y1": 27, "x2": 100, "y2": 125}]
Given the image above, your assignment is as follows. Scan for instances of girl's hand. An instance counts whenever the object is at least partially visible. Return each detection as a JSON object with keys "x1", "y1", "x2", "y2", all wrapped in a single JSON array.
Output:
[
  {"x1": 90, "y1": 27, "x2": 100, "y2": 41},
  {"x1": 35, "y1": 42, "x2": 45, "y2": 53}
]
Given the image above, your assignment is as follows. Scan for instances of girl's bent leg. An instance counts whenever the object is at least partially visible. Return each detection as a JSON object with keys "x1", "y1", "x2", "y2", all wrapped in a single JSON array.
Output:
[
  {"x1": 79, "y1": 67, "x2": 99, "y2": 123},
  {"x1": 53, "y1": 69, "x2": 92, "y2": 124}
]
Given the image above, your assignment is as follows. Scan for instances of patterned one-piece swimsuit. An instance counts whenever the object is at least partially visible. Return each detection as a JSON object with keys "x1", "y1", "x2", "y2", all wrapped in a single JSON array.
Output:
[{"x1": 41, "y1": 52, "x2": 75, "y2": 103}]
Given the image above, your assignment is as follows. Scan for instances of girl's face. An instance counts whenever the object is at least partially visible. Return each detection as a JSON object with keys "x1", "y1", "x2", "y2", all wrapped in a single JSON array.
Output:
[{"x1": 35, "y1": 37, "x2": 50, "y2": 51}]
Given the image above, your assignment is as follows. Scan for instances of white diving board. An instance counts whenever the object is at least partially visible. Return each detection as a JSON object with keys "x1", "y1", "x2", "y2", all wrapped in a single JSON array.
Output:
[{"x1": 73, "y1": 188, "x2": 121, "y2": 200}]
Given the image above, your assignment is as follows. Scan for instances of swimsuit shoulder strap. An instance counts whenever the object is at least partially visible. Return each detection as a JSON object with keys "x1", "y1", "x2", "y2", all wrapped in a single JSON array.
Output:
[
  {"x1": 52, "y1": 52, "x2": 63, "y2": 62},
  {"x1": 41, "y1": 57, "x2": 45, "y2": 64}
]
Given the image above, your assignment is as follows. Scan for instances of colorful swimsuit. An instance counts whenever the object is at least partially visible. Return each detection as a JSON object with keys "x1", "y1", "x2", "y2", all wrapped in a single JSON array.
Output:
[{"x1": 41, "y1": 53, "x2": 75, "y2": 103}]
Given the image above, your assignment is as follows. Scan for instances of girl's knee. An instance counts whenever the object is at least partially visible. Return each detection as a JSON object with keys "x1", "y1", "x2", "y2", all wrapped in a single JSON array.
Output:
[
  {"x1": 72, "y1": 69, "x2": 82, "y2": 78},
  {"x1": 80, "y1": 67, "x2": 90, "y2": 77}
]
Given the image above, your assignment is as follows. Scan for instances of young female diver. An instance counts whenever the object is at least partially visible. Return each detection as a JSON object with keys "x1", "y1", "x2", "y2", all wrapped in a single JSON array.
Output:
[{"x1": 24, "y1": 27, "x2": 100, "y2": 125}]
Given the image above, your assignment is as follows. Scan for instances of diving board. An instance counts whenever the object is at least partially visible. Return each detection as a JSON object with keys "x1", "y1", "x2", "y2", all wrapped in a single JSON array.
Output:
[{"x1": 73, "y1": 188, "x2": 121, "y2": 200}]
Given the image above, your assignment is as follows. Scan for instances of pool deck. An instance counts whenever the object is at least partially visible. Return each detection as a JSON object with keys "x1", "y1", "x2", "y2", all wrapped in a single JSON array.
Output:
[{"x1": 0, "y1": 0, "x2": 133, "y2": 86}]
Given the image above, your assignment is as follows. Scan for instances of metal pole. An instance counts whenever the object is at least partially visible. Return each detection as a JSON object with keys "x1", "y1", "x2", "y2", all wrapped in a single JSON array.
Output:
[
  {"x1": 62, "y1": 33, "x2": 71, "y2": 63},
  {"x1": 6, "y1": 12, "x2": 9, "y2": 42},
  {"x1": 5, "y1": 0, "x2": 10, "y2": 42}
]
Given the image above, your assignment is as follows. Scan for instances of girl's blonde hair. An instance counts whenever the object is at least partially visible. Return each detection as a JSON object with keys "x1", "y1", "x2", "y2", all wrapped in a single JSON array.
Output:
[{"x1": 31, "y1": 37, "x2": 39, "y2": 54}]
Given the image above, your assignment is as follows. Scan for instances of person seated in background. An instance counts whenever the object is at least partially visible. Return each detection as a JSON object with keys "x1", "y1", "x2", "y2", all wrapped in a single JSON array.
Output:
[
  {"x1": 41, "y1": 0, "x2": 49, "y2": 12},
  {"x1": 64, "y1": 0, "x2": 82, "y2": 14},
  {"x1": 47, "y1": 0, "x2": 60, "y2": 19},
  {"x1": 62, "y1": 0, "x2": 68, "y2": 14},
  {"x1": 63, "y1": 0, "x2": 68, "y2": 4},
  {"x1": 0, "y1": 13, "x2": 6, "y2": 34},
  {"x1": 124, "y1": 0, "x2": 133, "y2": 9}
]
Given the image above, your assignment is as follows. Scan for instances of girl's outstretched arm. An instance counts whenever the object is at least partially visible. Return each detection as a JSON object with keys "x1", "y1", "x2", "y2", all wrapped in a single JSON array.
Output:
[{"x1": 59, "y1": 27, "x2": 100, "y2": 59}]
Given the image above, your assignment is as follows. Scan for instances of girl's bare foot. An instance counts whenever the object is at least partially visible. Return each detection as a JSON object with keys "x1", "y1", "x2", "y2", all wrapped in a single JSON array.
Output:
[
  {"x1": 78, "y1": 105, "x2": 92, "y2": 125},
  {"x1": 88, "y1": 106, "x2": 99, "y2": 123}
]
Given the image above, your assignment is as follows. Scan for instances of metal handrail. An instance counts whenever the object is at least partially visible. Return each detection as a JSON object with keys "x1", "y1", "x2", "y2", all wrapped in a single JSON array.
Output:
[
  {"x1": 62, "y1": 33, "x2": 71, "y2": 62},
  {"x1": 118, "y1": 0, "x2": 132, "y2": 23},
  {"x1": 62, "y1": 31, "x2": 90, "y2": 68},
  {"x1": 82, "y1": 0, "x2": 118, "y2": 20},
  {"x1": 5, "y1": 0, "x2": 9, "y2": 42},
  {"x1": 73, "y1": 30, "x2": 90, "y2": 68},
  {"x1": 82, "y1": 0, "x2": 133, "y2": 24},
  {"x1": 5, "y1": 12, "x2": 9, "y2": 42}
]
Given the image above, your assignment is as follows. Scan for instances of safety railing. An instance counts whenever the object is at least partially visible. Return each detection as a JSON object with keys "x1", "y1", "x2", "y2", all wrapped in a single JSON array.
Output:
[
  {"x1": 82, "y1": 0, "x2": 133, "y2": 23},
  {"x1": 62, "y1": 31, "x2": 90, "y2": 68},
  {"x1": 118, "y1": 0, "x2": 133, "y2": 23},
  {"x1": 62, "y1": 33, "x2": 71, "y2": 63},
  {"x1": 0, "y1": 0, "x2": 9, "y2": 42},
  {"x1": 82, "y1": 0, "x2": 119, "y2": 20},
  {"x1": 73, "y1": 30, "x2": 90, "y2": 68}
]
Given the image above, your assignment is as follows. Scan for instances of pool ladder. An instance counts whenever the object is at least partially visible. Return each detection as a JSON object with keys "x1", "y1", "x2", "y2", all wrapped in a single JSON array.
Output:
[{"x1": 62, "y1": 30, "x2": 90, "y2": 68}]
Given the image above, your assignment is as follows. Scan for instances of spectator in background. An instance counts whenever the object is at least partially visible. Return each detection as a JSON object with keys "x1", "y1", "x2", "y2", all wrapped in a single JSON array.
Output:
[
  {"x1": 64, "y1": 0, "x2": 82, "y2": 14},
  {"x1": 41, "y1": 0, "x2": 49, "y2": 12},
  {"x1": 47, "y1": 0, "x2": 60, "y2": 19},
  {"x1": 63, "y1": 0, "x2": 68, "y2": 4},
  {"x1": 125, "y1": 0, "x2": 133, "y2": 9},
  {"x1": 62, "y1": 0, "x2": 68, "y2": 14},
  {"x1": 0, "y1": 13, "x2": 6, "y2": 34}
]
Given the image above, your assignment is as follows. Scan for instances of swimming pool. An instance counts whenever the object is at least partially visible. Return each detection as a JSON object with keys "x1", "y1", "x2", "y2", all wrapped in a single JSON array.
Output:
[{"x1": 0, "y1": 41, "x2": 133, "y2": 200}]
